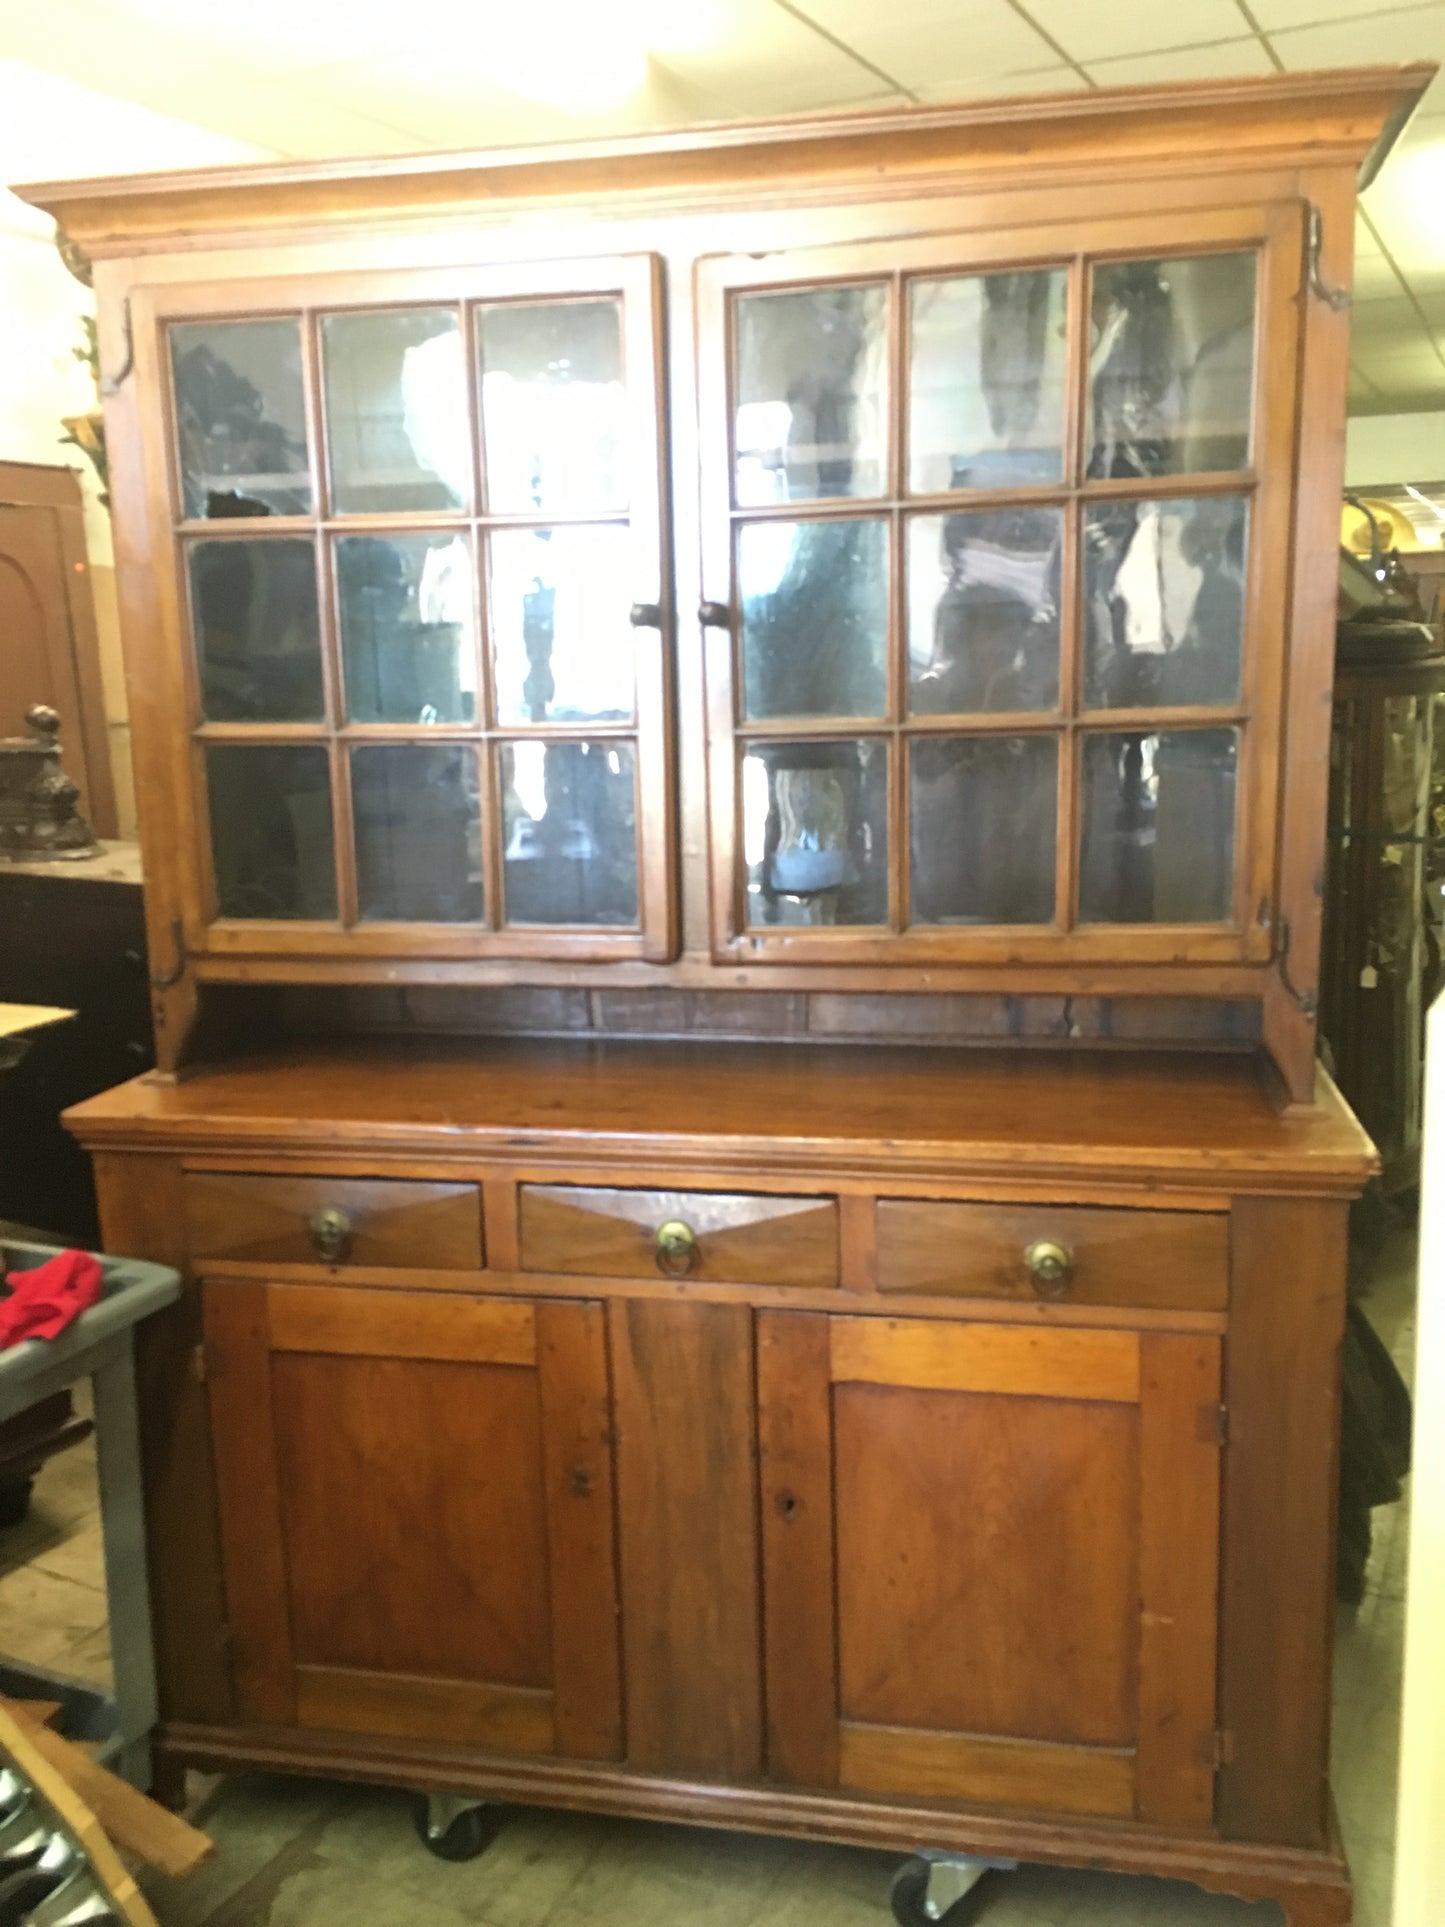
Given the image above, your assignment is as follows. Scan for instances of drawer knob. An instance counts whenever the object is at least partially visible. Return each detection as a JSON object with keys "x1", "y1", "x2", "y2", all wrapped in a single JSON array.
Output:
[
  {"x1": 310, "y1": 1207, "x2": 353, "y2": 1265},
  {"x1": 654, "y1": 1219, "x2": 699, "y2": 1278},
  {"x1": 1025, "y1": 1239, "x2": 1073, "y2": 1297}
]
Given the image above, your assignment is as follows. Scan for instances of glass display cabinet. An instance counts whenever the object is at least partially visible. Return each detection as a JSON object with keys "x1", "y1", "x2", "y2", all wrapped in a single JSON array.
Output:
[{"x1": 18, "y1": 62, "x2": 1431, "y2": 1927}]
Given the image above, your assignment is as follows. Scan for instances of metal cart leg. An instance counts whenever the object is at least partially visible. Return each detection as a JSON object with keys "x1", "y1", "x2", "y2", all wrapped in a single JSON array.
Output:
[
  {"x1": 90, "y1": 1336, "x2": 158, "y2": 1789},
  {"x1": 410, "y1": 1792, "x2": 505, "y2": 1862},
  {"x1": 889, "y1": 1850, "x2": 1018, "y2": 1925}
]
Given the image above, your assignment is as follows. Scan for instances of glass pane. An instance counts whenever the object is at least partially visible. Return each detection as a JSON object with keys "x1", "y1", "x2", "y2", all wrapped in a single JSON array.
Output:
[
  {"x1": 1080, "y1": 729, "x2": 1237, "y2": 923},
  {"x1": 322, "y1": 309, "x2": 467, "y2": 513},
  {"x1": 479, "y1": 299, "x2": 626, "y2": 514},
  {"x1": 741, "y1": 518, "x2": 887, "y2": 721},
  {"x1": 490, "y1": 526, "x2": 634, "y2": 724},
  {"x1": 501, "y1": 741, "x2": 637, "y2": 926},
  {"x1": 1083, "y1": 497, "x2": 1248, "y2": 710},
  {"x1": 911, "y1": 736, "x2": 1057, "y2": 924},
  {"x1": 170, "y1": 319, "x2": 310, "y2": 520},
  {"x1": 205, "y1": 745, "x2": 335, "y2": 920},
  {"x1": 1088, "y1": 252, "x2": 1256, "y2": 480},
  {"x1": 908, "y1": 507, "x2": 1062, "y2": 715},
  {"x1": 188, "y1": 539, "x2": 323, "y2": 722},
  {"x1": 351, "y1": 744, "x2": 483, "y2": 922},
  {"x1": 742, "y1": 740, "x2": 887, "y2": 927},
  {"x1": 734, "y1": 284, "x2": 887, "y2": 505},
  {"x1": 337, "y1": 533, "x2": 475, "y2": 725},
  {"x1": 908, "y1": 269, "x2": 1068, "y2": 493}
]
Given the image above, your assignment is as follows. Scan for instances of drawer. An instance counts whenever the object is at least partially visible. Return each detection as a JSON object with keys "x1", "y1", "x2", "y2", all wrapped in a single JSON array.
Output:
[
  {"x1": 519, "y1": 1185, "x2": 837, "y2": 1286},
  {"x1": 185, "y1": 1173, "x2": 483, "y2": 1270},
  {"x1": 875, "y1": 1201, "x2": 1227, "y2": 1311}
]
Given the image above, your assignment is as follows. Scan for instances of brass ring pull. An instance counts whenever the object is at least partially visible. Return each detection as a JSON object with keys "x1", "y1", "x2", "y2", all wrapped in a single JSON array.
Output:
[
  {"x1": 310, "y1": 1206, "x2": 353, "y2": 1265},
  {"x1": 654, "y1": 1219, "x2": 699, "y2": 1278},
  {"x1": 1025, "y1": 1239, "x2": 1073, "y2": 1298}
]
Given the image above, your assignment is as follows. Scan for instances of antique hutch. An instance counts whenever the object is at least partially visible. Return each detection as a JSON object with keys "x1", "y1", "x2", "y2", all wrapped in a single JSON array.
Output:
[{"x1": 17, "y1": 63, "x2": 1433, "y2": 1927}]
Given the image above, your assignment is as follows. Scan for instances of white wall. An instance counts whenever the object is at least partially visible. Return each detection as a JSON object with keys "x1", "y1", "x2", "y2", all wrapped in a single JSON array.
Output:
[
  {"x1": 0, "y1": 60, "x2": 271, "y2": 836},
  {"x1": 1393, "y1": 993, "x2": 1445, "y2": 1926},
  {"x1": 1346, "y1": 411, "x2": 1445, "y2": 491}
]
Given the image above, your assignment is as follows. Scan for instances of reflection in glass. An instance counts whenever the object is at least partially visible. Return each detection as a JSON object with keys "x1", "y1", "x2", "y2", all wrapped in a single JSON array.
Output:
[
  {"x1": 1083, "y1": 497, "x2": 1247, "y2": 709},
  {"x1": 911, "y1": 736, "x2": 1057, "y2": 924},
  {"x1": 1080, "y1": 729, "x2": 1237, "y2": 923},
  {"x1": 908, "y1": 269, "x2": 1068, "y2": 493},
  {"x1": 171, "y1": 319, "x2": 311, "y2": 519},
  {"x1": 742, "y1": 740, "x2": 887, "y2": 927},
  {"x1": 479, "y1": 299, "x2": 626, "y2": 514},
  {"x1": 490, "y1": 526, "x2": 634, "y2": 724},
  {"x1": 351, "y1": 745, "x2": 483, "y2": 922},
  {"x1": 741, "y1": 518, "x2": 887, "y2": 720},
  {"x1": 1088, "y1": 252, "x2": 1256, "y2": 481},
  {"x1": 908, "y1": 508, "x2": 1062, "y2": 714},
  {"x1": 206, "y1": 745, "x2": 335, "y2": 919},
  {"x1": 322, "y1": 309, "x2": 467, "y2": 513},
  {"x1": 734, "y1": 284, "x2": 888, "y2": 504},
  {"x1": 501, "y1": 741, "x2": 637, "y2": 926},
  {"x1": 337, "y1": 534, "x2": 474, "y2": 725},
  {"x1": 188, "y1": 539, "x2": 323, "y2": 722}
]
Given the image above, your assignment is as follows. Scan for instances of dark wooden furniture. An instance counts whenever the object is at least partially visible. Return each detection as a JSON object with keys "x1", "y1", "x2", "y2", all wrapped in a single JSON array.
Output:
[{"x1": 16, "y1": 63, "x2": 1433, "y2": 1927}]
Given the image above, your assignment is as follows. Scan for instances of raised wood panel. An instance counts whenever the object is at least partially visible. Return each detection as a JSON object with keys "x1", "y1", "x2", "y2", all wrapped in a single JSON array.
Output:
[
  {"x1": 756, "y1": 1311, "x2": 838, "y2": 1787},
  {"x1": 185, "y1": 1172, "x2": 482, "y2": 1269},
  {"x1": 829, "y1": 1316, "x2": 1140, "y2": 1403},
  {"x1": 265, "y1": 1283, "x2": 535, "y2": 1366},
  {"x1": 295, "y1": 1666, "x2": 554, "y2": 1753},
  {"x1": 1219, "y1": 1197, "x2": 1350, "y2": 1848},
  {"x1": 521, "y1": 1185, "x2": 838, "y2": 1285},
  {"x1": 876, "y1": 1201, "x2": 1227, "y2": 1310},
  {"x1": 92, "y1": 1151, "x2": 232, "y2": 1729},
  {"x1": 609, "y1": 1298, "x2": 763, "y2": 1777},
  {"x1": 839, "y1": 1723, "x2": 1136, "y2": 1821},
  {"x1": 536, "y1": 1300, "x2": 624, "y2": 1760},
  {"x1": 1137, "y1": 1333, "x2": 1223, "y2": 1831},
  {"x1": 834, "y1": 1383, "x2": 1138, "y2": 1748},
  {"x1": 272, "y1": 1350, "x2": 552, "y2": 1688},
  {"x1": 202, "y1": 1280, "x2": 295, "y2": 1726}
]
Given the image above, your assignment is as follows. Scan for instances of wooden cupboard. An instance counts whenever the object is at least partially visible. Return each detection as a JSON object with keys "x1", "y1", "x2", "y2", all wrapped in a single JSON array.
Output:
[{"x1": 20, "y1": 61, "x2": 1432, "y2": 1927}]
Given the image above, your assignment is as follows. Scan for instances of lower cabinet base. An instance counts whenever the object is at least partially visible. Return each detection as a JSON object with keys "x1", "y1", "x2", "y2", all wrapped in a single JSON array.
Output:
[{"x1": 157, "y1": 1723, "x2": 1355, "y2": 1927}]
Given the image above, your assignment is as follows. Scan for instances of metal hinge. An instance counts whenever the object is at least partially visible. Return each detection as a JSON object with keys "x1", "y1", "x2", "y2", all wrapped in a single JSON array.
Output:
[
  {"x1": 1197, "y1": 1401, "x2": 1229, "y2": 1447},
  {"x1": 101, "y1": 295, "x2": 135, "y2": 398},
  {"x1": 1307, "y1": 204, "x2": 1351, "y2": 313},
  {"x1": 1273, "y1": 915, "x2": 1319, "y2": 1019},
  {"x1": 1212, "y1": 1729, "x2": 1236, "y2": 1771},
  {"x1": 191, "y1": 1342, "x2": 210, "y2": 1386}
]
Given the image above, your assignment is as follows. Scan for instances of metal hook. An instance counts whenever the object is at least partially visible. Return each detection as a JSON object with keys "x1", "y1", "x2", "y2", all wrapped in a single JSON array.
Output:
[{"x1": 1307, "y1": 205, "x2": 1351, "y2": 313}]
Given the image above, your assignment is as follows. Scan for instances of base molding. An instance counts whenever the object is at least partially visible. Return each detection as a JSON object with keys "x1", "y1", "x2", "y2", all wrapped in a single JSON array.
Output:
[{"x1": 159, "y1": 1722, "x2": 1353, "y2": 1925}]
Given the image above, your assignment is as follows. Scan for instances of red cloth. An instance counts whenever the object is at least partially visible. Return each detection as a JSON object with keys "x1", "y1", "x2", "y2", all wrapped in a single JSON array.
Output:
[{"x1": 0, "y1": 1250, "x2": 104, "y2": 1347}]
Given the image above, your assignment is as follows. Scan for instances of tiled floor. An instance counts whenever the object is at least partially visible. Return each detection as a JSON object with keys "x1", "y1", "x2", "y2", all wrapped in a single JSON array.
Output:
[{"x1": 0, "y1": 1228, "x2": 1417, "y2": 1927}]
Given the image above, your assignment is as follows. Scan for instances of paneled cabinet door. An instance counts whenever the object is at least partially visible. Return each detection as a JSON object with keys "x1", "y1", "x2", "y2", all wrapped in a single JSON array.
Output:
[
  {"x1": 204, "y1": 1282, "x2": 622, "y2": 1759},
  {"x1": 757, "y1": 1313, "x2": 1222, "y2": 1829}
]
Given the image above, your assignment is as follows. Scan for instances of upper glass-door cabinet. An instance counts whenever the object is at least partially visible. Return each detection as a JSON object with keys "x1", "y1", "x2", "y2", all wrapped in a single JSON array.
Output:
[
  {"x1": 152, "y1": 256, "x2": 673, "y2": 964},
  {"x1": 698, "y1": 205, "x2": 1303, "y2": 967}
]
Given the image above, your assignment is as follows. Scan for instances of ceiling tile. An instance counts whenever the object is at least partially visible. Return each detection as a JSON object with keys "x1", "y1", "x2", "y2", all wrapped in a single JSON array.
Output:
[
  {"x1": 0, "y1": 59, "x2": 271, "y2": 179},
  {"x1": 1269, "y1": 6, "x2": 1445, "y2": 116},
  {"x1": 1251, "y1": 0, "x2": 1434, "y2": 28},
  {"x1": 1353, "y1": 252, "x2": 1409, "y2": 298},
  {"x1": 1350, "y1": 293, "x2": 1428, "y2": 338},
  {"x1": 71, "y1": 0, "x2": 417, "y2": 73},
  {"x1": 911, "y1": 65, "x2": 1089, "y2": 103},
  {"x1": 635, "y1": 0, "x2": 902, "y2": 115},
  {"x1": 1011, "y1": 0, "x2": 1248, "y2": 65},
  {"x1": 1084, "y1": 39, "x2": 1278, "y2": 87},
  {"x1": 787, "y1": 0, "x2": 1059, "y2": 92}
]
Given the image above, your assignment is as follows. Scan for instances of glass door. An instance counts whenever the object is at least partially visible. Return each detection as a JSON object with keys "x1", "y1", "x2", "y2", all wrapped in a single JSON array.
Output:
[
  {"x1": 698, "y1": 204, "x2": 1303, "y2": 967},
  {"x1": 145, "y1": 255, "x2": 673, "y2": 964}
]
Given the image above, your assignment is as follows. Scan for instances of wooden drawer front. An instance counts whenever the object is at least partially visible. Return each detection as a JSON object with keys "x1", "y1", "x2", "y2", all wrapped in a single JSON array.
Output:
[
  {"x1": 185, "y1": 1173, "x2": 483, "y2": 1270},
  {"x1": 876, "y1": 1201, "x2": 1227, "y2": 1311},
  {"x1": 520, "y1": 1186, "x2": 837, "y2": 1287}
]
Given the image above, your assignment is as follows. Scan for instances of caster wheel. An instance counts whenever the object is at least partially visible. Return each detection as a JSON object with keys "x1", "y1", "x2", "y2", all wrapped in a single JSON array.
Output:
[
  {"x1": 410, "y1": 1794, "x2": 504, "y2": 1862},
  {"x1": 890, "y1": 1855, "x2": 994, "y2": 1926}
]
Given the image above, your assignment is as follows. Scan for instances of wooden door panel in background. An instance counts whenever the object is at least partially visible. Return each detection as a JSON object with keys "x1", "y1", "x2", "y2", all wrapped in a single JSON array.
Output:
[
  {"x1": 204, "y1": 1282, "x2": 620, "y2": 1760},
  {"x1": 759, "y1": 1312, "x2": 1221, "y2": 1828}
]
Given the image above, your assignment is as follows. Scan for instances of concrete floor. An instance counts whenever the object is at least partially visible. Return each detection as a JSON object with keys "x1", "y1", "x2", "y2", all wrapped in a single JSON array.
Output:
[{"x1": 0, "y1": 1225, "x2": 1416, "y2": 1927}]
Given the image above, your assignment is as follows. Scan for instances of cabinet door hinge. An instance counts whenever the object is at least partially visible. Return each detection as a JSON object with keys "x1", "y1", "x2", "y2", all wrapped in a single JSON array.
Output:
[
  {"x1": 1197, "y1": 1401, "x2": 1228, "y2": 1446},
  {"x1": 1306, "y1": 204, "x2": 1351, "y2": 313},
  {"x1": 1212, "y1": 1728, "x2": 1235, "y2": 1771}
]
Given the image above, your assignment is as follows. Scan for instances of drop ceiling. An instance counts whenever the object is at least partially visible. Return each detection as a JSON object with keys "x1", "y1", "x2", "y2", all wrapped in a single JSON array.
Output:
[{"x1": 2, "y1": 0, "x2": 1443, "y2": 415}]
